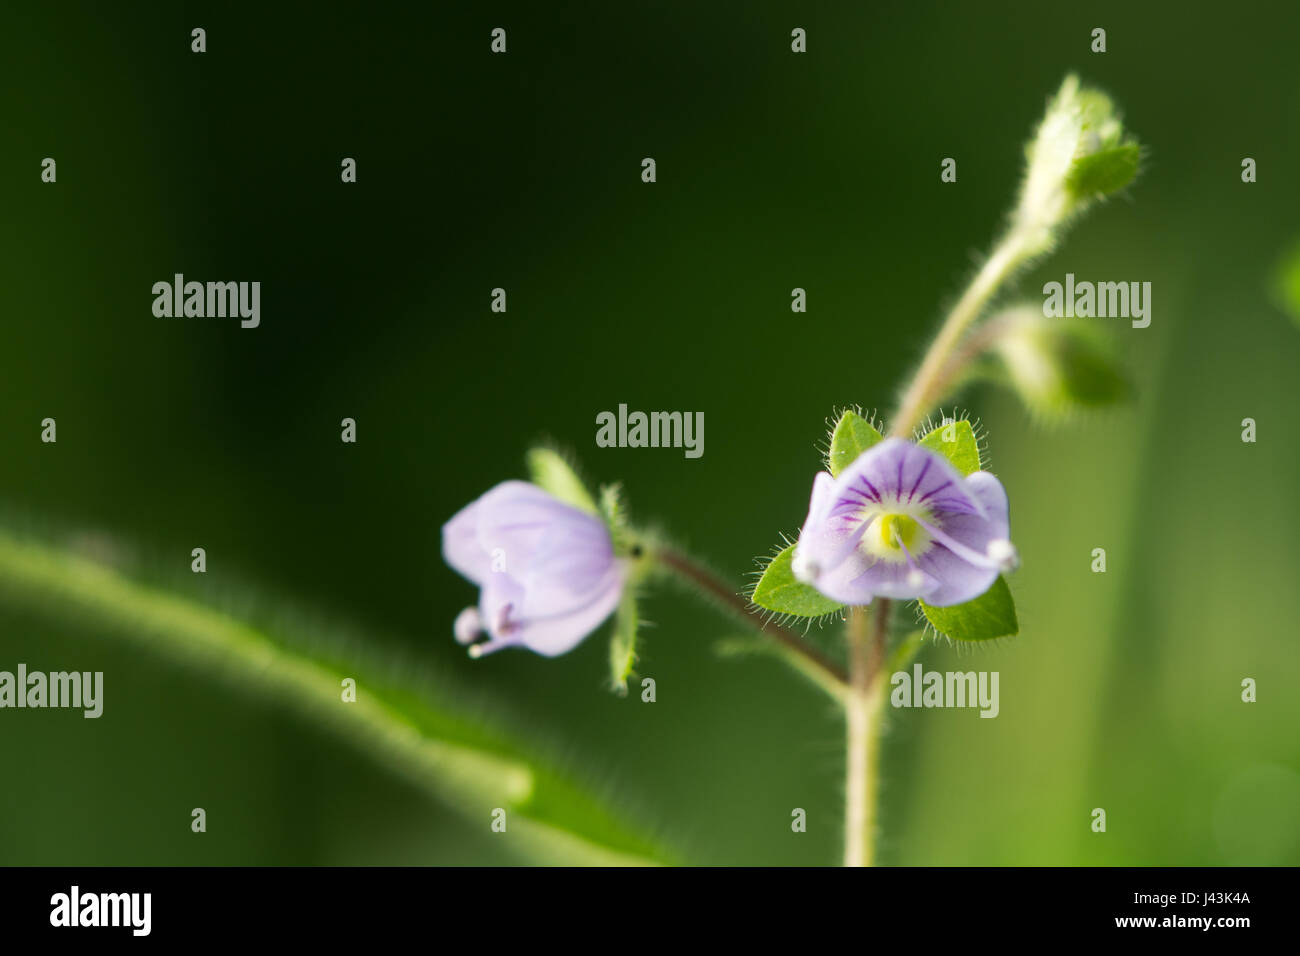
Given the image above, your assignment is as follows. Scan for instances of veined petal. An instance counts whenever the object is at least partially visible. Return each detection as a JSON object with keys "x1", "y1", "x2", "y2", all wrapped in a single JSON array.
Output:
[{"x1": 837, "y1": 437, "x2": 985, "y2": 517}]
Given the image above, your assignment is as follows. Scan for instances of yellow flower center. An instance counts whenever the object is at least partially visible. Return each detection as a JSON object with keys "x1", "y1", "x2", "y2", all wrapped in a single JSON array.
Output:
[{"x1": 879, "y1": 513, "x2": 923, "y2": 552}]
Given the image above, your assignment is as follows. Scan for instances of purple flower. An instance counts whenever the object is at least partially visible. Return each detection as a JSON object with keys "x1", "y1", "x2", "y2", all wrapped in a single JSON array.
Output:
[
  {"x1": 792, "y1": 438, "x2": 1017, "y2": 607},
  {"x1": 442, "y1": 481, "x2": 625, "y2": 657}
]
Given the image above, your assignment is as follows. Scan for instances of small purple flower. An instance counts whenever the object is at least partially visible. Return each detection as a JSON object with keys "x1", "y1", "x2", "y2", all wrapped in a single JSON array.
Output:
[
  {"x1": 792, "y1": 438, "x2": 1017, "y2": 607},
  {"x1": 442, "y1": 481, "x2": 625, "y2": 657}
]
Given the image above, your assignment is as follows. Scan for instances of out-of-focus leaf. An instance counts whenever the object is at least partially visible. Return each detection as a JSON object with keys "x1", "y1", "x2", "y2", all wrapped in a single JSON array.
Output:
[
  {"x1": 527, "y1": 447, "x2": 598, "y2": 514},
  {"x1": 1067, "y1": 142, "x2": 1140, "y2": 200},
  {"x1": 1272, "y1": 238, "x2": 1300, "y2": 328},
  {"x1": 608, "y1": 588, "x2": 639, "y2": 695},
  {"x1": 992, "y1": 308, "x2": 1131, "y2": 419}
]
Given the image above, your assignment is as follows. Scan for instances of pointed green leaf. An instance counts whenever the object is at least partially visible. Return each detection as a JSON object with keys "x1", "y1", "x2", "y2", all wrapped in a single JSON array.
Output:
[
  {"x1": 828, "y1": 410, "x2": 883, "y2": 476},
  {"x1": 919, "y1": 575, "x2": 1018, "y2": 641},
  {"x1": 751, "y1": 544, "x2": 845, "y2": 618},
  {"x1": 918, "y1": 419, "x2": 981, "y2": 475},
  {"x1": 608, "y1": 589, "x2": 639, "y2": 695},
  {"x1": 527, "y1": 448, "x2": 598, "y2": 514}
]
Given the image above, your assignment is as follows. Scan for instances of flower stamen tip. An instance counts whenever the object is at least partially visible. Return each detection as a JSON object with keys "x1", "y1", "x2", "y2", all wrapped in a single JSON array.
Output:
[
  {"x1": 453, "y1": 606, "x2": 482, "y2": 645},
  {"x1": 987, "y1": 538, "x2": 1020, "y2": 572}
]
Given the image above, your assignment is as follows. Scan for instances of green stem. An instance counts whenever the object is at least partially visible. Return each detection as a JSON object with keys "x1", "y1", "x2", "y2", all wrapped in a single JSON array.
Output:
[
  {"x1": 844, "y1": 599, "x2": 890, "y2": 867},
  {"x1": 890, "y1": 230, "x2": 1034, "y2": 437}
]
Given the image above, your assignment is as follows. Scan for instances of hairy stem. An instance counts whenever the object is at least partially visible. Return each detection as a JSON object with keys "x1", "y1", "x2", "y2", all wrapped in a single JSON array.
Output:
[
  {"x1": 653, "y1": 544, "x2": 848, "y2": 692},
  {"x1": 890, "y1": 230, "x2": 1033, "y2": 436},
  {"x1": 844, "y1": 599, "x2": 890, "y2": 867}
]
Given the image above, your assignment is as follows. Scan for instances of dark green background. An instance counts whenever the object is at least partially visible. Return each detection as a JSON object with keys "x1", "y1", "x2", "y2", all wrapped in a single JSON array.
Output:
[{"x1": 2, "y1": 1, "x2": 1298, "y2": 865}]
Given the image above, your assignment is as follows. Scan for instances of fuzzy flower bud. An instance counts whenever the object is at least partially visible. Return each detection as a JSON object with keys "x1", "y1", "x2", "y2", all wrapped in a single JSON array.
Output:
[{"x1": 1014, "y1": 74, "x2": 1140, "y2": 255}]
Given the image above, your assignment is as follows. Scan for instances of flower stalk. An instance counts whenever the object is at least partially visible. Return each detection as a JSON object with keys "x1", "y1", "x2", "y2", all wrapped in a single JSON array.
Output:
[
  {"x1": 890, "y1": 232, "x2": 1033, "y2": 437},
  {"x1": 844, "y1": 600, "x2": 890, "y2": 866},
  {"x1": 652, "y1": 543, "x2": 849, "y2": 698}
]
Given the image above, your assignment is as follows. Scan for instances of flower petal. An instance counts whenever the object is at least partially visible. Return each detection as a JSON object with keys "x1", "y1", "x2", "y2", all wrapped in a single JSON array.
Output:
[
  {"x1": 478, "y1": 562, "x2": 624, "y2": 658},
  {"x1": 839, "y1": 437, "x2": 984, "y2": 516},
  {"x1": 520, "y1": 516, "x2": 617, "y2": 618},
  {"x1": 840, "y1": 558, "x2": 940, "y2": 602},
  {"x1": 914, "y1": 546, "x2": 999, "y2": 607},
  {"x1": 442, "y1": 496, "x2": 491, "y2": 584},
  {"x1": 473, "y1": 481, "x2": 592, "y2": 567}
]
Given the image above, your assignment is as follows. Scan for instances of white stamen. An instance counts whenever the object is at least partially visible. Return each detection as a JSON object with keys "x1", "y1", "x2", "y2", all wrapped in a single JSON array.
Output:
[
  {"x1": 453, "y1": 606, "x2": 482, "y2": 645},
  {"x1": 986, "y1": 539, "x2": 1020, "y2": 572},
  {"x1": 791, "y1": 548, "x2": 819, "y2": 582},
  {"x1": 906, "y1": 569, "x2": 926, "y2": 590}
]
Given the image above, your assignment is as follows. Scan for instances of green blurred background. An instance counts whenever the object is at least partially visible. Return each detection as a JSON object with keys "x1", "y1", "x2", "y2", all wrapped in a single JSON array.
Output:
[{"x1": 2, "y1": 1, "x2": 1298, "y2": 865}]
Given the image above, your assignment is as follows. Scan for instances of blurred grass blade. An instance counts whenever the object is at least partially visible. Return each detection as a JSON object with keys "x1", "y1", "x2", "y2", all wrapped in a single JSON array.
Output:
[{"x1": 0, "y1": 530, "x2": 668, "y2": 866}]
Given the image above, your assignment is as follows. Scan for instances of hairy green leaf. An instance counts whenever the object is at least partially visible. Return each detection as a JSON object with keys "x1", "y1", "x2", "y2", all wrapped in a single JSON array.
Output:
[
  {"x1": 918, "y1": 419, "x2": 981, "y2": 475},
  {"x1": 919, "y1": 575, "x2": 1018, "y2": 641},
  {"x1": 827, "y1": 410, "x2": 883, "y2": 477},
  {"x1": 751, "y1": 544, "x2": 845, "y2": 618}
]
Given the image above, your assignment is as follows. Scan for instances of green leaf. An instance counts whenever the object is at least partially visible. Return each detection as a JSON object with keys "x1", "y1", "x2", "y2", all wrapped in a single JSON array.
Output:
[
  {"x1": 918, "y1": 419, "x2": 981, "y2": 475},
  {"x1": 919, "y1": 576, "x2": 1018, "y2": 641},
  {"x1": 751, "y1": 544, "x2": 845, "y2": 618},
  {"x1": 608, "y1": 588, "x2": 639, "y2": 695},
  {"x1": 526, "y1": 448, "x2": 598, "y2": 514},
  {"x1": 1067, "y1": 142, "x2": 1140, "y2": 200},
  {"x1": 1272, "y1": 238, "x2": 1300, "y2": 329},
  {"x1": 827, "y1": 410, "x2": 883, "y2": 476}
]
